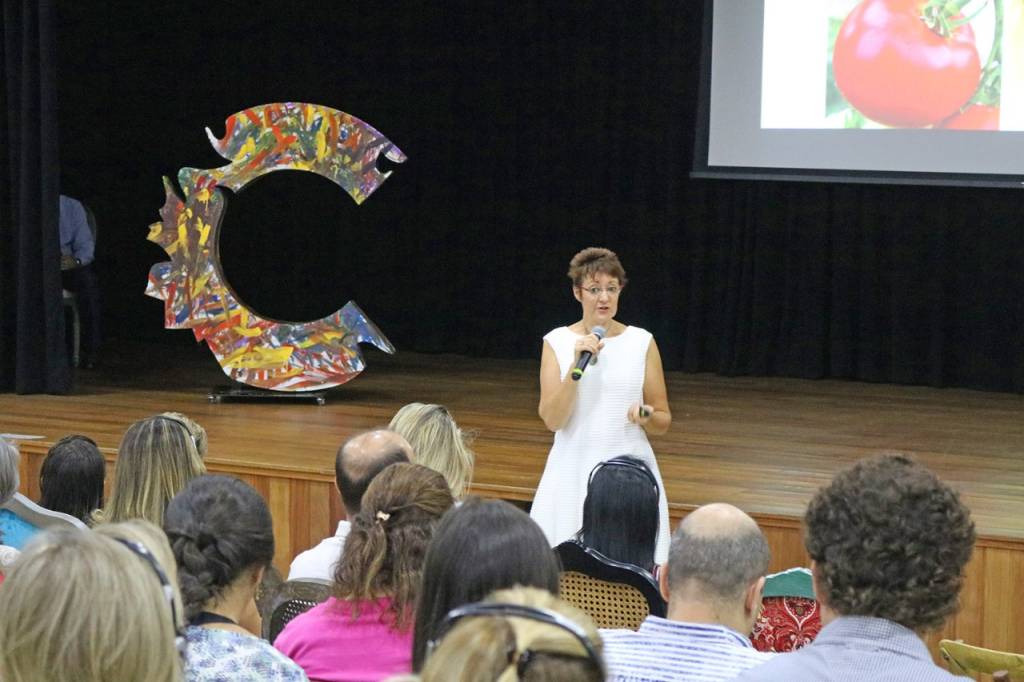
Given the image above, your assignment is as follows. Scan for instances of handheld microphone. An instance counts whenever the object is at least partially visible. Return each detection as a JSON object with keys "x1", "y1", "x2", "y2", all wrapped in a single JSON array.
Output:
[{"x1": 571, "y1": 326, "x2": 606, "y2": 381}]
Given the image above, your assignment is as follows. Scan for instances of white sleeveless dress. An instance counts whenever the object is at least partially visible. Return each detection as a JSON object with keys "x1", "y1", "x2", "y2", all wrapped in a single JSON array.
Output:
[{"x1": 530, "y1": 325, "x2": 670, "y2": 564}]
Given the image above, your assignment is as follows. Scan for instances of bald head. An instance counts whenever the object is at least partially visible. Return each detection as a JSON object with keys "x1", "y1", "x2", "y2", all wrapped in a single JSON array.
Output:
[
  {"x1": 335, "y1": 429, "x2": 413, "y2": 514},
  {"x1": 678, "y1": 503, "x2": 761, "y2": 537},
  {"x1": 667, "y1": 503, "x2": 770, "y2": 603}
]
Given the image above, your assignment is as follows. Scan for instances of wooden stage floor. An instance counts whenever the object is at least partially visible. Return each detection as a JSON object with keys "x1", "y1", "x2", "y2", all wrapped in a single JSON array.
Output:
[
  {"x1": 4, "y1": 340, "x2": 1022, "y2": 537},
  {"x1": 2, "y1": 340, "x2": 1023, "y2": 652}
]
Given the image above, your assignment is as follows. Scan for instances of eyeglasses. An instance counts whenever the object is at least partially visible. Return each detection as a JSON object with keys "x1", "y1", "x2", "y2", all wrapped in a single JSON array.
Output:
[
  {"x1": 113, "y1": 538, "x2": 188, "y2": 662},
  {"x1": 579, "y1": 286, "x2": 620, "y2": 297},
  {"x1": 428, "y1": 602, "x2": 604, "y2": 678}
]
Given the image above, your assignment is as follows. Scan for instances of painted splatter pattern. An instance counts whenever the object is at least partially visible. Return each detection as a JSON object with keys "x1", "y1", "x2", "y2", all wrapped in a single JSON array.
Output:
[{"x1": 146, "y1": 103, "x2": 405, "y2": 391}]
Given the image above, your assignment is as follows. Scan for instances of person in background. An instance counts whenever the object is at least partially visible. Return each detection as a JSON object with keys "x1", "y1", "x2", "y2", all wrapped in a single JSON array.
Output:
[
  {"x1": 734, "y1": 455, "x2": 976, "y2": 681},
  {"x1": 0, "y1": 521, "x2": 184, "y2": 681},
  {"x1": 275, "y1": 463, "x2": 453, "y2": 682},
  {"x1": 0, "y1": 439, "x2": 21, "y2": 577},
  {"x1": 389, "y1": 402, "x2": 475, "y2": 500},
  {"x1": 411, "y1": 498, "x2": 562, "y2": 672},
  {"x1": 96, "y1": 414, "x2": 205, "y2": 526},
  {"x1": 288, "y1": 429, "x2": 413, "y2": 582},
  {"x1": 601, "y1": 503, "x2": 773, "y2": 681},
  {"x1": 59, "y1": 194, "x2": 101, "y2": 368},
  {"x1": 418, "y1": 586, "x2": 605, "y2": 682},
  {"x1": 573, "y1": 455, "x2": 660, "y2": 574},
  {"x1": 164, "y1": 475, "x2": 306, "y2": 681},
  {"x1": 38, "y1": 434, "x2": 106, "y2": 524}
]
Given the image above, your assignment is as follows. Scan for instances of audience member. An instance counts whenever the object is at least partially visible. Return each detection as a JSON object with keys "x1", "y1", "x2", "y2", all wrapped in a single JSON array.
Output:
[
  {"x1": 0, "y1": 521, "x2": 184, "y2": 681},
  {"x1": 288, "y1": 429, "x2": 413, "y2": 581},
  {"x1": 0, "y1": 439, "x2": 20, "y2": 576},
  {"x1": 160, "y1": 411, "x2": 209, "y2": 458},
  {"x1": 39, "y1": 434, "x2": 106, "y2": 524},
  {"x1": 601, "y1": 503, "x2": 773, "y2": 681},
  {"x1": 734, "y1": 454, "x2": 976, "y2": 681},
  {"x1": 412, "y1": 498, "x2": 562, "y2": 671},
  {"x1": 389, "y1": 402, "x2": 475, "y2": 499},
  {"x1": 575, "y1": 455, "x2": 659, "y2": 573},
  {"x1": 60, "y1": 194, "x2": 102, "y2": 367},
  {"x1": 419, "y1": 586, "x2": 605, "y2": 682},
  {"x1": 164, "y1": 475, "x2": 306, "y2": 681},
  {"x1": 275, "y1": 463, "x2": 453, "y2": 681},
  {"x1": 97, "y1": 414, "x2": 205, "y2": 526}
]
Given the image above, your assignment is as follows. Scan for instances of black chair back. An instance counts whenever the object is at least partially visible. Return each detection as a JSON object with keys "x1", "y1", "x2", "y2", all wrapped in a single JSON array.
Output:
[
  {"x1": 555, "y1": 539, "x2": 666, "y2": 629},
  {"x1": 266, "y1": 578, "x2": 331, "y2": 643}
]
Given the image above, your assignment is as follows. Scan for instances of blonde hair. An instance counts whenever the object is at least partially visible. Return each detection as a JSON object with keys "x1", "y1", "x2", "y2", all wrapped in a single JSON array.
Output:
[
  {"x1": 0, "y1": 522, "x2": 183, "y2": 682},
  {"x1": 159, "y1": 411, "x2": 208, "y2": 457},
  {"x1": 100, "y1": 415, "x2": 206, "y2": 526},
  {"x1": 421, "y1": 587, "x2": 604, "y2": 682},
  {"x1": 389, "y1": 403, "x2": 475, "y2": 499}
]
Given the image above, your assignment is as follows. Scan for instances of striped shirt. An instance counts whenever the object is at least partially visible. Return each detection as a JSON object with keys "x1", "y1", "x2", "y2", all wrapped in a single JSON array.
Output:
[
  {"x1": 601, "y1": 616, "x2": 774, "y2": 682},
  {"x1": 732, "y1": 616, "x2": 969, "y2": 681}
]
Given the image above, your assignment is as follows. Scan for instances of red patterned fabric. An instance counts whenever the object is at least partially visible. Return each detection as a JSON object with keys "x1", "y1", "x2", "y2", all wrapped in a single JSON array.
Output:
[{"x1": 750, "y1": 596, "x2": 822, "y2": 653}]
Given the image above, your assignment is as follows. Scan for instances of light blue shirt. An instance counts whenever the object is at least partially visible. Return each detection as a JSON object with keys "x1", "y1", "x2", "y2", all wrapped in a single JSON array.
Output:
[
  {"x1": 732, "y1": 616, "x2": 969, "y2": 681},
  {"x1": 59, "y1": 194, "x2": 94, "y2": 265},
  {"x1": 0, "y1": 509, "x2": 39, "y2": 550},
  {"x1": 602, "y1": 616, "x2": 774, "y2": 682}
]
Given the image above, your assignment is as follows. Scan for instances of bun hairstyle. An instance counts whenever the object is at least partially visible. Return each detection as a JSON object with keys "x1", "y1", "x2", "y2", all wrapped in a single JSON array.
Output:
[
  {"x1": 164, "y1": 474, "x2": 274, "y2": 621},
  {"x1": 333, "y1": 463, "x2": 454, "y2": 630},
  {"x1": 567, "y1": 247, "x2": 627, "y2": 288}
]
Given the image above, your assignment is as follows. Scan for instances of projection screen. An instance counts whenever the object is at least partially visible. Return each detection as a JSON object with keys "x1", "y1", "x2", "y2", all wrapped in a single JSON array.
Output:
[{"x1": 693, "y1": 0, "x2": 1024, "y2": 187}]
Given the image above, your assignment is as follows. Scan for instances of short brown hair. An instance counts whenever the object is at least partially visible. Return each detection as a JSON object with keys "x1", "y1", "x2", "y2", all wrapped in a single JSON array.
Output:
[
  {"x1": 567, "y1": 247, "x2": 627, "y2": 288},
  {"x1": 333, "y1": 463, "x2": 454, "y2": 629},
  {"x1": 806, "y1": 454, "x2": 975, "y2": 631}
]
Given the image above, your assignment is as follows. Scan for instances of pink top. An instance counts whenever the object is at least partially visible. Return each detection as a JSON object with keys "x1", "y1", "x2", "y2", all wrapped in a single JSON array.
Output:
[{"x1": 273, "y1": 596, "x2": 412, "y2": 682}]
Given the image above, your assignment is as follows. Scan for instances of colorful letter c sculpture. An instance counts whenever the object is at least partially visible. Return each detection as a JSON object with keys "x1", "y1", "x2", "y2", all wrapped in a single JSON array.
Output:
[{"x1": 146, "y1": 103, "x2": 405, "y2": 391}]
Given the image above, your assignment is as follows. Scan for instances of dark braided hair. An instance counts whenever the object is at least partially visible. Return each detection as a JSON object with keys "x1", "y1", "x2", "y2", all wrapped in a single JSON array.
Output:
[{"x1": 163, "y1": 475, "x2": 274, "y2": 621}]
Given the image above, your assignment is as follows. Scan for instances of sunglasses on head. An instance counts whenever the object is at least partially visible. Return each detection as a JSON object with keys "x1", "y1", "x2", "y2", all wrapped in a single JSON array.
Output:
[
  {"x1": 429, "y1": 602, "x2": 603, "y2": 679},
  {"x1": 152, "y1": 415, "x2": 200, "y2": 452},
  {"x1": 113, "y1": 538, "x2": 187, "y2": 662},
  {"x1": 587, "y1": 457, "x2": 659, "y2": 502}
]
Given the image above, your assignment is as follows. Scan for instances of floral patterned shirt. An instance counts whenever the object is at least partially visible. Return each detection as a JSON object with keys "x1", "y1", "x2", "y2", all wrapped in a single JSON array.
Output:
[{"x1": 185, "y1": 625, "x2": 308, "y2": 682}]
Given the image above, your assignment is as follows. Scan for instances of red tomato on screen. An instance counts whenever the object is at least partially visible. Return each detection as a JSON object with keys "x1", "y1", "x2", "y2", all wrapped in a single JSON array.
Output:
[
  {"x1": 938, "y1": 104, "x2": 1000, "y2": 130},
  {"x1": 833, "y1": 0, "x2": 982, "y2": 127}
]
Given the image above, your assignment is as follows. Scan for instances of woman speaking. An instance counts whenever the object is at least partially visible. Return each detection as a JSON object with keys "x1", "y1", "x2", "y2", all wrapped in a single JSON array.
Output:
[{"x1": 532, "y1": 247, "x2": 671, "y2": 563}]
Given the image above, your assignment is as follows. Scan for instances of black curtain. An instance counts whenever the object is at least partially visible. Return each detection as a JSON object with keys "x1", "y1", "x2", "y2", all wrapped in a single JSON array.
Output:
[
  {"x1": 0, "y1": 0, "x2": 69, "y2": 394},
  {"x1": 53, "y1": 1, "x2": 1023, "y2": 394}
]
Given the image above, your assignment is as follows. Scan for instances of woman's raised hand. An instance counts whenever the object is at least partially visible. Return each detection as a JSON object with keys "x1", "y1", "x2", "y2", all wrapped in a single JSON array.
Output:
[{"x1": 574, "y1": 333, "x2": 604, "y2": 364}]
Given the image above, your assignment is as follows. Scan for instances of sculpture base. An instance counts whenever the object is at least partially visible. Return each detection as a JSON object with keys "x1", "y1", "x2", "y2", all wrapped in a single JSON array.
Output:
[{"x1": 208, "y1": 385, "x2": 327, "y2": 405}]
